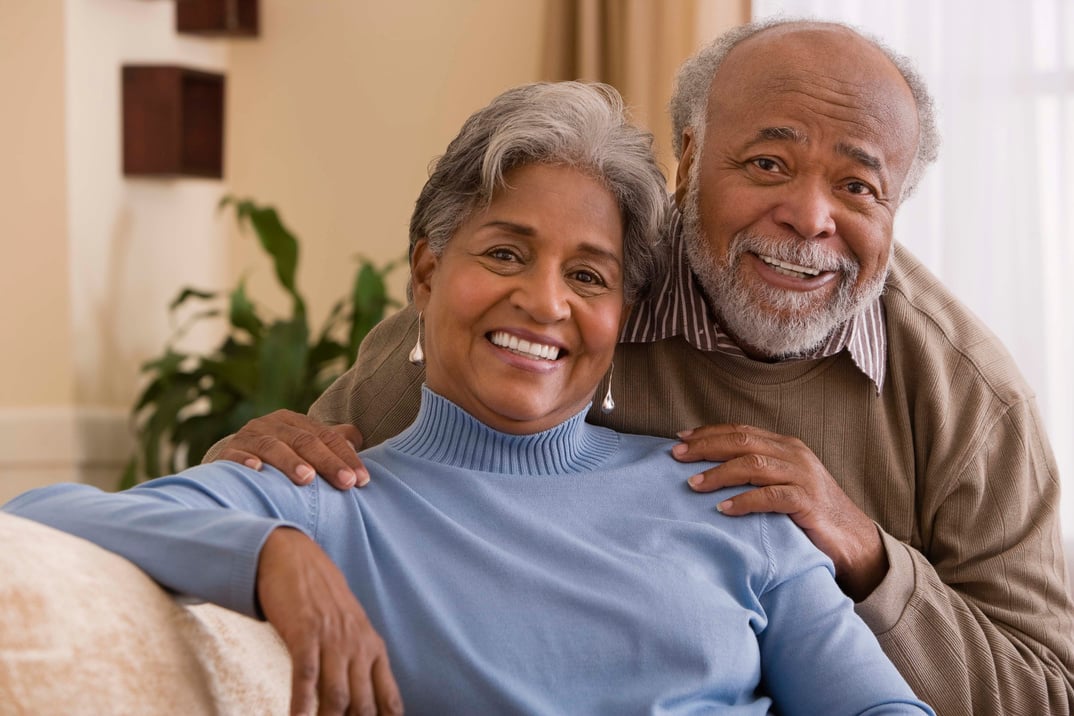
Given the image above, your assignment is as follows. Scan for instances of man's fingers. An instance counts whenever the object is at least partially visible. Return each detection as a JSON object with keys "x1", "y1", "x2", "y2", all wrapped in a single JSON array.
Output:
[
  {"x1": 686, "y1": 452, "x2": 795, "y2": 492},
  {"x1": 713, "y1": 483, "x2": 808, "y2": 517},
  {"x1": 673, "y1": 424, "x2": 789, "y2": 463},
  {"x1": 329, "y1": 423, "x2": 364, "y2": 452},
  {"x1": 287, "y1": 430, "x2": 360, "y2": 489},
  {"x1": 216, "y1": 448, "x2": 263, "y2": 471}
]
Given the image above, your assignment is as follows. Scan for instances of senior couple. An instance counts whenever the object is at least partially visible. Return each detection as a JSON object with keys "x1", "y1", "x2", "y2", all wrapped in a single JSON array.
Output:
[{"x1": 5, "y1": 17, "x2": 1073, "y2": 716}]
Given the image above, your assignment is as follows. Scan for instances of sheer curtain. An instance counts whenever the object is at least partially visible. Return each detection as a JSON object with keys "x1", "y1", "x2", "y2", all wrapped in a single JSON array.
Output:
[{"x1": 751, "y1": 0, "x2": 1074, "y2": 534}]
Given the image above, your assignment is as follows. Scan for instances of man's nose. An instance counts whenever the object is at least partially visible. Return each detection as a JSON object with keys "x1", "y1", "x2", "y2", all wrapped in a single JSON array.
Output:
[{"x1": 771, "y1": 177, "x2": 837, "y2": 240}]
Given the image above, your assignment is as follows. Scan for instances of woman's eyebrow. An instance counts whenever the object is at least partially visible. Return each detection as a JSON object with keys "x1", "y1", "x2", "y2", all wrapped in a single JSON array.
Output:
[
  {"x1": 479, "y1": 221, "x2": 621, "y2": 266},
  {"x1": 481, "y1": 220, "x2": 535, "y2": 236}
]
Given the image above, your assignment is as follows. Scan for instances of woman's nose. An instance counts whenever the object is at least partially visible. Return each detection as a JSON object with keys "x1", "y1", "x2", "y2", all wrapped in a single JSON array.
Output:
[
  {"x1": 771, "y1": 178, "x2": 837, "y2": 240},
  {"x1": 511, "y1": 268, "x2": 571, "y2": 323}
]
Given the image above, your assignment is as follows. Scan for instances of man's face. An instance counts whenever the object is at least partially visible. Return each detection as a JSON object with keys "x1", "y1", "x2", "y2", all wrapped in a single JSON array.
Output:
[{"x1": 676, "y1": 25, "x2": 920, "y2": 359}]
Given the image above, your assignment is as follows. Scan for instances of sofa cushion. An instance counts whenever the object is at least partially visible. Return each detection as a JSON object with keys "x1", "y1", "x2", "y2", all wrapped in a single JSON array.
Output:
[{"x1": 0, "y1": 512, "x2": 292, "y2": 715}]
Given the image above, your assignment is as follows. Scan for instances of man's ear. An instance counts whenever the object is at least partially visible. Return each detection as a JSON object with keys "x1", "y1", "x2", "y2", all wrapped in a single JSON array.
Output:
[
  {"x1": 410, "y1": 238, "x2": 438, "y2": 311},
  {"x1": 673, "y1": 129, "x2": 696, "y2": 209}
]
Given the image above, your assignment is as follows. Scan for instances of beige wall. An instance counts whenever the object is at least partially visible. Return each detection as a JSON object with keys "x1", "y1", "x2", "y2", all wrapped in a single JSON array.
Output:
[
  {"x1": 1, "y1": 0, "x2": 72, "y2": 406},
  {"x1": 0, "y1": 0, "x2": 742, "y2": 500},
  {"x1": 225, "y1": 1, "x2": 549, "y2": 325}
]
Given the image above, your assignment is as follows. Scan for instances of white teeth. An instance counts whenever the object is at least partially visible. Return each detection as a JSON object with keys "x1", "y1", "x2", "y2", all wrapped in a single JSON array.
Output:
[
  {"x1": 490, "y1": 331, "x2": 560, "y2": 361},
  {"x1": 759, "y1": 254, "x2": 820, "y2": 278}
]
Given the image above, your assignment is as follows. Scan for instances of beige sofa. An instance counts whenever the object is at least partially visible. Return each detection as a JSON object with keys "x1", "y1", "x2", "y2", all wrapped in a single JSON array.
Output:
[{"x1": 0, "y1": 512, "x2": 293, "y2": 715}]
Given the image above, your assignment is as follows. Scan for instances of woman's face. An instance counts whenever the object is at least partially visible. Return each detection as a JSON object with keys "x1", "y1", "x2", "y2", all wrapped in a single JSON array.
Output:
[{"x1": 412, "y1": 163, "x2": 625, "y2": 434}]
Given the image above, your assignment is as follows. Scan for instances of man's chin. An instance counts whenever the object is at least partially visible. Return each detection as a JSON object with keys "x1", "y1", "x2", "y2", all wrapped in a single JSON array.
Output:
[{"x1": 714, "y1": 294, "x2": 835, "y2": 358}]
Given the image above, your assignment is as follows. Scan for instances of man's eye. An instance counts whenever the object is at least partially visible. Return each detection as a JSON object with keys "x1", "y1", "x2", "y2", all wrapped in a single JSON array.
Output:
[
  {"x1": 751, "y1": 157, "x2": 781, "y2": 172},
  {"x1": 845, "y1": 180, "x2": 876, "y2": 196}
]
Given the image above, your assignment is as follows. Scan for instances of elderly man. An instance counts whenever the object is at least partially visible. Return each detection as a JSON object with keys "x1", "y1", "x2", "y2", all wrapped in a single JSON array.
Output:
[{"x1": 211, "y1": 18, "x2": 1074, "y2": 715}]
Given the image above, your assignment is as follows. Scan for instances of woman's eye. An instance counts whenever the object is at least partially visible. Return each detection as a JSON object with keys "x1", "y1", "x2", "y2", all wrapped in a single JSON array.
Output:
[
  {"x1": 487, "y1": 247, "x2": 520, "y2": 262},
  {"x1": 570, "y1": 269, "x2": 605, "y2": 286}
]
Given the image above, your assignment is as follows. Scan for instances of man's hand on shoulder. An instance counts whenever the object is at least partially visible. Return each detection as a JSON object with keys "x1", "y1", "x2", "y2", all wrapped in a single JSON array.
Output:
[
  {"x1": 674, "y1": 423, "x2": 888, "y2": 601},
  {"x1": 214, "y1": 410, "x2": 369, "y2": 490}
]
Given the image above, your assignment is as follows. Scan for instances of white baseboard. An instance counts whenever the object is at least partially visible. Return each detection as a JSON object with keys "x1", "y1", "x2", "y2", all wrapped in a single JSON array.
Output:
[{"x1": 0, "y1": 406, "x2": 133, "y2": 503}]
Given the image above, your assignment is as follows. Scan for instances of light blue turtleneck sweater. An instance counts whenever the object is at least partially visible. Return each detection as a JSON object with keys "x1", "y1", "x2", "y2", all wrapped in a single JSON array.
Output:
[{"x1": 4, "y1": 388, "x2": 932, "y2": 715}]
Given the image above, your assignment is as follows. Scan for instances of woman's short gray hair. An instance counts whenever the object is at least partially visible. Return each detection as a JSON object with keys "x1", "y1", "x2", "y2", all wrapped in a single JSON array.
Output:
[
  {"x1": 669, "y1": 18, "x2": 940, "y2": 202},
  {"x1": 410, "y1": 81, "x2": 668, "y2": 301}
]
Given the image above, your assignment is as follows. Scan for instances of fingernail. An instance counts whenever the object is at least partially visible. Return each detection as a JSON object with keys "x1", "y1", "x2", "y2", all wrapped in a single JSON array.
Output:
[
  {"x1": 355, "y1": 469, "x2": 371, "y2": 487},
  {"x1": 671, "y1": 443, "x2": 687, "y2": 457},
  {"x1": 717, "y1": 499, "x2": 733, "y2": 513},
  {"x1": 688, "y1": 474, "x2": 704, "y2": 488},
  {"x1": 676, "y1": 429, "x2": 694, "y2": 439},
  {"x1": 244, "y1": 458, "x2": 261, "y2": 470},
  {"x1": 296, "y1": 464, "x2": 315, "y2": 483},
  {"x1": 346, "y1": 439, "x2": 357, "y2": 452},
  {"x1": 338, "y1": 469, "x2": 357, "y2": 488}
]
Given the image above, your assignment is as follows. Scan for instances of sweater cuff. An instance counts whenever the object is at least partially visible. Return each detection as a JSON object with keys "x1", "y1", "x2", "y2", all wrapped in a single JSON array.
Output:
[{"x1": 853, "y1": 527, "x2": 916, "y2": 634}]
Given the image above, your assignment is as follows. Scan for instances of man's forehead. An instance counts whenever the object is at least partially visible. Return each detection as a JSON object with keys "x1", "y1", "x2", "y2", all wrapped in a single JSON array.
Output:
[{"x1": 703, "y1": 25, "x2": 919, "y2": 171}]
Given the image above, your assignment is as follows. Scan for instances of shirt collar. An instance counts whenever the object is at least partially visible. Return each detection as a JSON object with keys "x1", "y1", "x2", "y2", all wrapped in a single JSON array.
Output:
[{"x1": 620, "y1": 206, "x2": 888, "y2": 393}]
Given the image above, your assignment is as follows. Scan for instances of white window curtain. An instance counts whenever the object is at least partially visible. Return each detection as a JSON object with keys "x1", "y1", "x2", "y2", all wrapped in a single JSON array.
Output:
[{"x1": 751, "y1": 0, "x2": 1074, "y2": 533}]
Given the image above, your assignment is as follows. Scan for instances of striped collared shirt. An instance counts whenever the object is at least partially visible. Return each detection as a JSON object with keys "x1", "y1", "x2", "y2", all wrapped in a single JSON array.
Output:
[{"x1": 620, "y1": 209, "x2": 888, "y2": 392}]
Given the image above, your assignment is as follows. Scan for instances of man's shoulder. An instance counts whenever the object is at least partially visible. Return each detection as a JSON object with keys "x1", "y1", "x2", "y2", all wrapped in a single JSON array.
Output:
[{"x1": 883, "y1": 244, "x2": 1032, "y2": 402}]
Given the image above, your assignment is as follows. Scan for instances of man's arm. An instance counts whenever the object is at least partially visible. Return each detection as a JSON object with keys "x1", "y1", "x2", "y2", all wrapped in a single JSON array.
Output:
[
  {"x1": 856, "y1": 397, "x2": 1073, "y2": 716},
  {"x1": 202, "y1": 304, "x2": 425, "y2": 489}
]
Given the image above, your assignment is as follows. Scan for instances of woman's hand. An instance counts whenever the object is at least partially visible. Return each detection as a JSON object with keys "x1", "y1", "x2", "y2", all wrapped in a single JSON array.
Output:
[
  {"x1": 258, "y1": 528, "x2": 403, "y2": 715},
  {"x1": 215, "y1": 410, "x2": 369, "y2": 490}
]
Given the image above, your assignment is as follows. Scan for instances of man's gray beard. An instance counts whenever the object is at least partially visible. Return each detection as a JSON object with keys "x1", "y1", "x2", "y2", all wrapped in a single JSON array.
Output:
[{"x1": 681, "y1": 186, "x2": 888, "y2": 360}]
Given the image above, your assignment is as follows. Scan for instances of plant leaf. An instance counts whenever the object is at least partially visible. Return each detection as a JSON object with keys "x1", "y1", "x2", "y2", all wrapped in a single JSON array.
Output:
[
  {"x1": 253, "y1": 319, "x2": 310, "y2": 415},
  {"x1": 246, "y1": 205, "x2": 306, "y2": 317},
  {"x1": 228, "y1": 279, "x2": 264, "y2": 338},
  {"x1": 169, "y1": 287, "x2": 217, "y2": 312}
]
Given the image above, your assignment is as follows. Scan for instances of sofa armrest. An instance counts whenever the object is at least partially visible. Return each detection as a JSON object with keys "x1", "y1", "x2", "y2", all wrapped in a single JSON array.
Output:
[{"x1": 0, "y1": 512, "x2": 292, "y2": 715}]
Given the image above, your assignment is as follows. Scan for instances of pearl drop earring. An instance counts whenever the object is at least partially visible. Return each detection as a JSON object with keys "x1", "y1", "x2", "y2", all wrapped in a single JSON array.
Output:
[
  {"x1": 408, "y1": 312, "x2": 425, "y2": 366},
  {"x1": 601, "y1": 362, "x2": 615, "y2": 413}
]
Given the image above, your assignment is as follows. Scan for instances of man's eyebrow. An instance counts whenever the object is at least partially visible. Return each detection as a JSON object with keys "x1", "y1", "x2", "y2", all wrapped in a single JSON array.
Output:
[
  {"x1": 743, "y1": 128, "x2": 884, "y2": 173},
  {"x1": 744, "y1": 126, "x2": 807, "y2": 148},
  {"x1": 836, "y1": 142, "x2": 883, "y2": 172}
]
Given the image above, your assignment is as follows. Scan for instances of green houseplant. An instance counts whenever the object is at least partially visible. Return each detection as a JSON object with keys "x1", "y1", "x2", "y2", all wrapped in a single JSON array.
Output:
[{"x1": 122, "y1": 197, "x2": 402, "y2": 487}]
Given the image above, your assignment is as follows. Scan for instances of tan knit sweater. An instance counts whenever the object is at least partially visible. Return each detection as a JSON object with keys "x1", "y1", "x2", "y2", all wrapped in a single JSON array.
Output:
[{"x1": 302, "y1": 244, "x2": 1074, "y2": 715}]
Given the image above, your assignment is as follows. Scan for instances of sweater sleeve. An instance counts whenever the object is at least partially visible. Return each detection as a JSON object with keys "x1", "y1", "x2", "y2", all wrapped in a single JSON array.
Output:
[
  {"x1": 855, "y1": 397, "x2": 1074, "y2": 715},
  {"x1": 1, "y1": 462, "x2": 315, "y2": 618},
  {"x1": 756, "y1": 518, "x2": 934, "y2": 715}
]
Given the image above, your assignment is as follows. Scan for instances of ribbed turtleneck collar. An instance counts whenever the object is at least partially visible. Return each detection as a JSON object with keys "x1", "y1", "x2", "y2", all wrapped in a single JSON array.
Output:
[{"x1": 387, "y1": 386, "x2": 620, "y2": 475}]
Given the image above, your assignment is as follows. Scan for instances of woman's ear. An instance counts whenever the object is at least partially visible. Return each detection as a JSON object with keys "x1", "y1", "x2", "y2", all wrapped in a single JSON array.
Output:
[
  {"x1": 673, "y1": 128, "x2": 696, "y2": 209},
  {"x1": 410, "y1": 238, "x2": 437, "y2": 311}
]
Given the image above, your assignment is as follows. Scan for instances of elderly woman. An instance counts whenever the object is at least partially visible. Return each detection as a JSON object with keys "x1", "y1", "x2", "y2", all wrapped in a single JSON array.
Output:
[{"x1": 3, "y1": 82, "x2": 932, "y2": 715}]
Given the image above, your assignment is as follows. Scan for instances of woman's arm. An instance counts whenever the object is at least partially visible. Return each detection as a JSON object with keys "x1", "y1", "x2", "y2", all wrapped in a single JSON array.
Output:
[
  {"x1": 2, "y1": 464, "x2": 402, "y2": 716},
  {"x1": 755, "y1": 517, "x2": 934, "y2": 715}
]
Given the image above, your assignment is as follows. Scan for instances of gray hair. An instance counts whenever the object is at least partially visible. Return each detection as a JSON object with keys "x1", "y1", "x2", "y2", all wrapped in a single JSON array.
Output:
[
  {"x1": 409, "y1": 81, "x2": 668, "y2": 301},
  {"x1": 669, "y1": 18, "x2": 940, "y2": 201}
]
